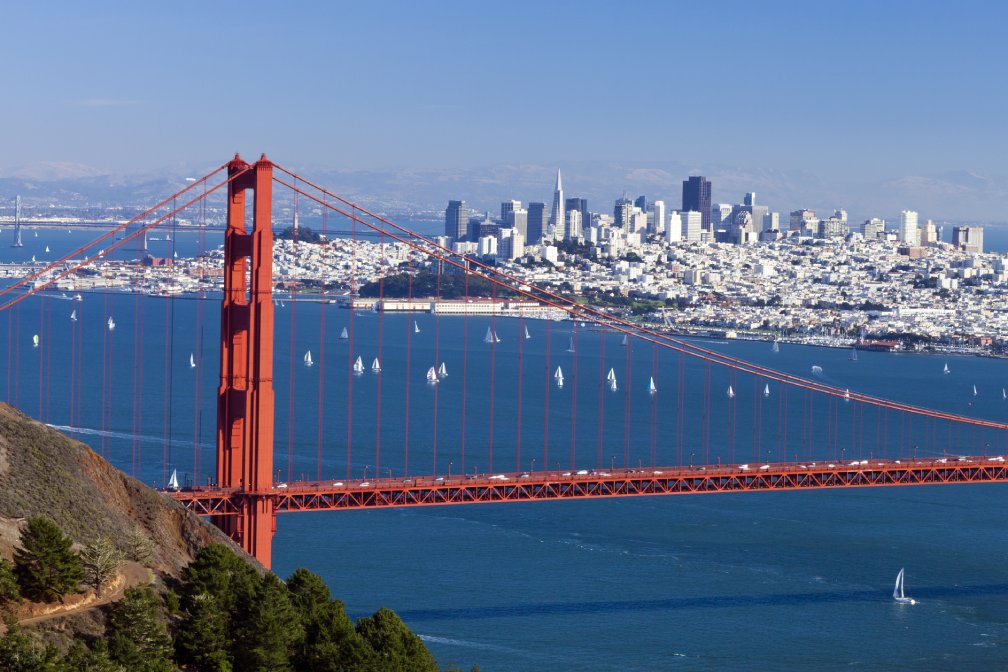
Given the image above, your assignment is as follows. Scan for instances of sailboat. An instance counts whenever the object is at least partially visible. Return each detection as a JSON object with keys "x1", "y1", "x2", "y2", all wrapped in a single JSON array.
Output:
[
  {"x1": 811, "y1": 365, "x2": 822, "y2": 375},
  {"x1": 484, "y1": 326, "x2": 498, "y2": 344},
  {"x1": 621, "y1": 334, "x2": 628, "y2": 346},
  {"x1": 764, "y1": 383, "x2": 770, "y2": 398},
  {"x1": 554, "y1": 365, "x2": 564, "y2": 388},
  {"x1": 608, "y1": 369, "x2": 618, "y2": 392},
  {"x1": 438, "y1": 362, "x2": 447, "y2": 378},
  {"x1": 844, "y1": 388, "x2": 851, "y2": 402},
  {"x1": 567, "y1": 336, "x2": 575, "y2": 353},
  {"x1": 70, "y1": 309, "x2": 77, "y2": 322},
  {"x1": 1002, "y1": 388, "x2": 1006, "y2": 400},
  {"x1": 340, "y1": 327, "x2": 349, "y2": 340},
  {"x1": 352, "y1": 356, "x2": 364, "y2": 375},
  {"x1": 426, "y1": 366, "x2": 438, "y2": 384},
  {"x1": 414, "y1": 320, "x2": 420, "y2": 334},
  {"x1": 44, "y1": 245, "x2": 50, "y2": 253},
  {"x1": 524, "y1": 324, "x2": 531, "y2": 340},
  {"x1": 648, "y1": 376, "x2": 657, "y2": 395},
  {"x1": 189, "y1": 353, "x2": 196, "y2": 368},
  {"x1": 32, "y1": 334, "x2": 39, "y2": 348},
  {"x1": 943, "y1": 362, "x2": 950, "y2": 375},
  {"x1": 372, "y1": 357, "x2": 381, "y2": 373},
  {"x1": 304, "y1": 350, "x2": 314, "y2": 367},
  {"x1": 167, "y1": 469, "x2": 180, "y2": 491},
  {"x1": 893, "y1": 568, "x2": 916, "y2": 605},
  {"x1": 772, "y1": 339, "x2": 780, "y2": 353},
  {"x1": 973, "y1": 384, "x2": 978, "y2": 397},
  {"x1": 727, "y1": 385, "x2": 735, "y2": 399},
  {"x1": 850, "y1": 347, "x2": 858, "y2": 362},
  {"x1": 107, "y1": 317, "x2": 116, "y2": 331}
]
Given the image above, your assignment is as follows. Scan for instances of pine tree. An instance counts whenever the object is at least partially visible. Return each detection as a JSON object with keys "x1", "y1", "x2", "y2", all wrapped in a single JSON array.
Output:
[
  {"x1": 57, "y1": 640, "x2": 124, "y2": 672},
  {"x1": 106, "y1": 585, "x2": 175, "y2": 672},
  {"x1": 0, "y1": 559, "x2": 19, "y2": 604},
  {"x1": 356, "y1": 607, "x2": 439, "y2": 672},
  {"x1": 232, "y1": 573, "x2": 303, "y2": 672},
  {"x1": 79, "y1": 536, "x2": 123, "y2": 597},
  {"x1": 13, "y1": 515, "x2": 82, "y2": 602},
  {"x1": 175, "y1": 593, "x2": 232, "y2": 672},
  {"x1": 124, "y1": 526, "x2": 154, "y2": 565},
  {"x1": 0, "y1": 620, "x2": 62, "y2": 671}
]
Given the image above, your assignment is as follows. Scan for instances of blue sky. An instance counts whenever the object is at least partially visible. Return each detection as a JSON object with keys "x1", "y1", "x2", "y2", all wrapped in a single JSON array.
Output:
[{"x1": 3, "y1": 0, "x2": 1007, "y2": 184}]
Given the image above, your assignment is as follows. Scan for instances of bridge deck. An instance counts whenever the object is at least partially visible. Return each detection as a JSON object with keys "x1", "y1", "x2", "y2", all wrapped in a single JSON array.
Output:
[{"x1": 166, "y1": 456, "x2": 1008, "y2": 516}]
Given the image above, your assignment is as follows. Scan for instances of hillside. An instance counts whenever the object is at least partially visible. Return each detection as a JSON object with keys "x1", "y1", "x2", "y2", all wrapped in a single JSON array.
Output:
[{"x1": 0, "y1": 402, "x2": 250, "y2": 576}]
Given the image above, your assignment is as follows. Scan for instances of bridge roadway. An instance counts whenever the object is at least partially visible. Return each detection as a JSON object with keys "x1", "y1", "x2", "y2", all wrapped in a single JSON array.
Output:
[{"x1": 166, "y1": 455, "x2": 1008, "y2": 516}]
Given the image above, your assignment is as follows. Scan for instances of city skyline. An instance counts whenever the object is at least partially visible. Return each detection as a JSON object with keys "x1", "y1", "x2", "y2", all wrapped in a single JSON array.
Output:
[{"x1": 2, "y1": 2, "x2": 1008, "y2": 212}]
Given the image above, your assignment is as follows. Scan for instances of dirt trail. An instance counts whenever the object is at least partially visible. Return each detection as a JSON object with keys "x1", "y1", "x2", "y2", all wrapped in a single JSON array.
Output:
[{"x1": 15, "y1": 562, "x2": 151, "y2": 627}]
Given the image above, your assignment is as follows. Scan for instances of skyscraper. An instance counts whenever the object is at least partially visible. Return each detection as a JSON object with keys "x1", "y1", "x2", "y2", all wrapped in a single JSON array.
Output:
[
  {"x1": 613, "y1": 198, "x2": 633, "y2": 228},
  {"x1": 634, "y1": 195, "x2": 647, "y2": 213},
  {"x1": 550, "y1": 169, "x2": 565, "y2": 240},
  {"x1": 565, "y1": 197, "x2": 588, "y2": 235},
  {"x1": 899, "y1": 210, "x2": 919, "y2": 246},
  {"x1": 952, "y1": 225, "x2": 983, "y2": 253},
  {"x1": 445, "y1": 200, "x2": 468, "y2": 241},
  {"x1": 527, "y1": 202, "x2": 547, "y2": 244},
  {"x1": 682, "y1": 176, "x2": 711, "y2": 233},
  {"x1": 652, "y1": 200, "x2": 666, "y2": 235}
]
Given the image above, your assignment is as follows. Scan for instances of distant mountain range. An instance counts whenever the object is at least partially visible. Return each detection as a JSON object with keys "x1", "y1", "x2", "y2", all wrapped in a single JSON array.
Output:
[{"x1": 2, "y1": 160, "x2": 1006, "y2": 226}]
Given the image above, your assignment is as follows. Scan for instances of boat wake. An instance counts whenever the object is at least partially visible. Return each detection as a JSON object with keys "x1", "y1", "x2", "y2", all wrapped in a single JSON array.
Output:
[
  {"x1": 418, "y1": 634, "x2": 526, "y2": 655},
  {"x1": 47, "y1": 424, "x2": 213, "y2": 449}
]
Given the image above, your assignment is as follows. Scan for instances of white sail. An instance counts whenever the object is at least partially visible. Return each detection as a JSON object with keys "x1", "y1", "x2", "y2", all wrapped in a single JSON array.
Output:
[
  {"x1": 850, "y1": 347, "x2": 858, "y2": 361},
  {"x1": 764, "y1": 383, "x2": 770, "y2": 397},
  {"x1": 811, "y1": 365, "x2": 822, "y2": 375},
  {"x1": 168, "y1": 469, "x2": 179, "y2": 491},
  {"x1": 1003, "y1": 388, "x2": 1006, "y2": 400},
  {"x1": 190, "y1": 353, "x2": 196, "y2": 368},
  {"x1": 607, "y1": 367, "x2": 616, "y2": 382},
  {"x1": 414, "y1": 320, "x2": 420, "y2": 334},
  {"x1": 107, "y1": 317, "x2": 115, "y2": 331},
  {"x1": 943, "y1": 362, "x2": 950, "y2": 374},
  {"x1": 340, "y1": 326, "x2": 348, "y2": 340},
  {"x1": 893, "y1": 568, "x2": 915, "y2": 604},
  {"x1": 609, "y1": 378, "x2": 617, "y2": 392},
  {"x1": 438, "y1": 362, "x2": 447, "y2": 377},
  {"x1": 554, "y1": 365, "x2": 563, "y2": 380},
  {"x1": 304, "y1": 350, "x2": 313, "y2": 367},
  {"x1": 372, "y1": 357, "x2": 381, "y2": 373},
  {"x1": 567, "y1": 336, "x2": 575, "y2": 353},
  {"x1": 621, "y1": 334, "x2": 628, "y2": 346},
  {"x1": 648, "y1": 376, "x2": 657, "y2": 394},
  {"x1": 353, "y1": 355, "x2": 364, "y2": 374},
  {"x1": 44, "y1": 245, "x2": 50, "y2": 253},
  {"x1": 524, "y1": 325, "x2": 531, "y2": 340},
  {"x1": 973, "y1": 384, "x2": 978, "y2": 397},
  {"x1": 484, "y1": 326, "x2": 495, "y2": 344},
  {"x1": 426, "y1": 366, "x2": 438, "y2": 384},
  {"x1": 32, "y1": 334, "x2": 39, "y2": 348},
  {"x1": 772, "y1": 339, "x2": 780, "y2": 353},
  {"x1": 70, "y1": 309, "x2": 77, "y2": 322},
  {"x1": 727, "y1": 385, "x2": 735, "y2": 399}
]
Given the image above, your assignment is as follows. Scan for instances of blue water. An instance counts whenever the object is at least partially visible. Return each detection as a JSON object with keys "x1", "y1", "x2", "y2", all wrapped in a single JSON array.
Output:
[{"x1": 1, "y1": 230, "x2": 1008, "y2": 669}]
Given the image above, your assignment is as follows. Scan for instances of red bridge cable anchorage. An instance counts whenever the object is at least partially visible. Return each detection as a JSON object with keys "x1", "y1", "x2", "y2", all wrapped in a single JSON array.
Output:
[{"x1": 270, "y1": 170, "x2": 998, "y2": 432}]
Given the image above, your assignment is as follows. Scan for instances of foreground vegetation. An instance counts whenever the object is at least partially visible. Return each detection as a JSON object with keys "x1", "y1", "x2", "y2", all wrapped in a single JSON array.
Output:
[{"x1": 1, "y1": 516, "x2": 472, "y2": 672}]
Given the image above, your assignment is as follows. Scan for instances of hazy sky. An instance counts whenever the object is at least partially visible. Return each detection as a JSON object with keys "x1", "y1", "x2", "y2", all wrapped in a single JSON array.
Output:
[{"x1": 3, "y1": 0, "x2": 1007, "y2": 181}]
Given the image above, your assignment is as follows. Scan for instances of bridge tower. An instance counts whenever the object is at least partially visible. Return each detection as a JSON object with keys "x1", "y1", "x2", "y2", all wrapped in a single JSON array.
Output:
[{"x1": 215, "y1": 154, "x2": 276, "y2": 568}]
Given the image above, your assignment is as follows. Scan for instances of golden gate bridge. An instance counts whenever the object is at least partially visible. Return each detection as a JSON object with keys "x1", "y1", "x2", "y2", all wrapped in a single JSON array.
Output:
[{"x1": 2, "y1": 154, "x2": 1005, "y2": 569}]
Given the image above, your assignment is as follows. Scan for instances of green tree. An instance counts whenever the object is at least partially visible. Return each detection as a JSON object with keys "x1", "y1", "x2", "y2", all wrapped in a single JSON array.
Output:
[
  {"x1": 175, "y1": 593, "x2": 231, "y2": 672},
  {"x1": 286, "y1": 568, "x2": 331, "y2": 618},
  {"x1": 0, "y1": 620, "x2": 61, "y2": 671},
  {"x1": 79, "y1": 536, "x2": 123, "y2": 597},
  {"x1": 180, "y1": 544, "x2": 258, "y2": 616},
  {"x1": 106, "y1": 585, "x2": 175, "y2": 672},
  {"x1": 57, "y1": 640, "x2": 124, "y2": 672},
  {"x1": 232, "y1": 573, "x2": 303, "y2": 672},
  {"x1": 124, "y1": 527, "x2": 154, "y2": 565},
  {"x1": 0, "y1": 558, "x2": 20, "y2": 604},
  {"x1": 13, "y1": 515, "x2": 83, "y2": 602},
  {"x1": 356, "y1": 607, "x2": 439, "y2": 672},
  {"x1": 296, "y1": 600, "x2": 374, "y2": 672}
]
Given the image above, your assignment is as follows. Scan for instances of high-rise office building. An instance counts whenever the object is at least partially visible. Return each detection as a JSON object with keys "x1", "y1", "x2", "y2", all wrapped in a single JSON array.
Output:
[
  {"x1": 652, "y1": 200, "x2": 666, "y2": 235},
  {"x1": 445, "y1": 200, "x2": 468, "y2": 241},
  {"x1": 682, "y1": 176, "x2": 712, "y2": 233},
  {"x1": 505, "y1": 207, "x2": 528, "y2": 240},
  {"x1": 527, "y1": 202, "x2": 547, "y2": 244},
  {"x1": 666, "y1": 211, "x2": 682, "y2": 243},
  {"x1": 682, "y1": 211, "x2": 703, "y2": 242},
  {"x1": 919, "y1": 219, "x2": 938, "y2": 246},
  {"x1": 953, "y1": 226, "x2": 984, "y2": 253},
  {"x1": 565, "y1": 209, "x2": 583, "y2": 241},
  {"x1": 501, "y1": 200, "x2": 521, "y2": 223},
  {"x1": 861, "y1": 218, "x2": 885, "y2": 240},
  {"x1": 614, "y1": 198, "x2": 633, "y2": 228},
  {"x1": 550, "y1": 169, "x2": 565, "y2": 240},
  {"x1": 899, "y1": 210, "x2": 919, "y2": 246},
  {"x1": 744, "y1": 192, "x2": 756, "y2": 207},
  {"x1": 565, "y1": 197, "x2": 588, "y2": 238},
  {"x1": 790, "y1": 209, "x2": 819, "y2": 235},
  {"x1": 634, "y1": 195, "x2": 647, "y2": 213}
]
